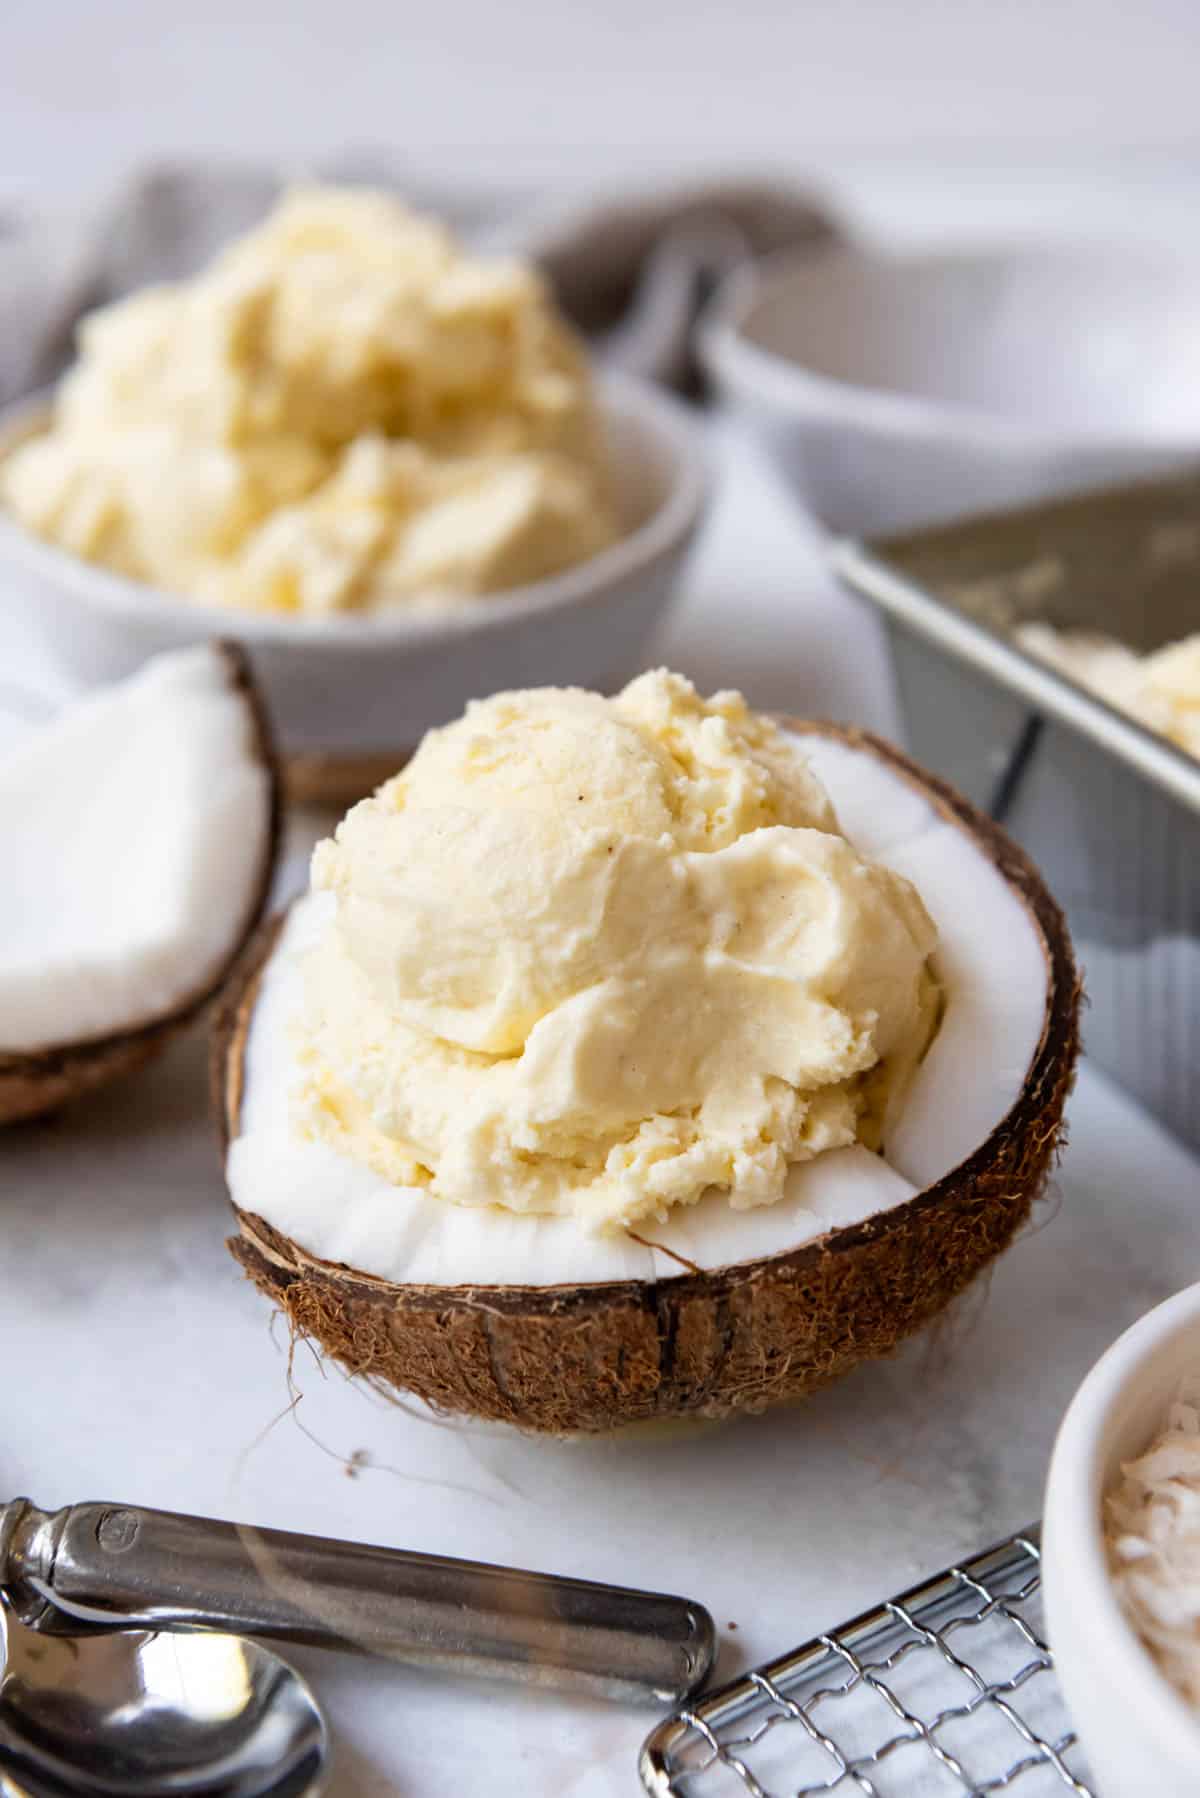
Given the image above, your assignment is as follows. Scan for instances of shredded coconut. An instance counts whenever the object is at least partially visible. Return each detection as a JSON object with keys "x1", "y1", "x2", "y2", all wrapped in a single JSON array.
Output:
[{"x1": 1104, "y1": 1370, "x2": 1200, "y2": 1708}]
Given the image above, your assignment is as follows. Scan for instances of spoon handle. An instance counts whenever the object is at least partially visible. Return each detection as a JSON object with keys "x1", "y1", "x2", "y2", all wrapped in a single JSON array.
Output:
[{"x1": 0, "y1": 1497, "x2": 713, "y2": 1704}]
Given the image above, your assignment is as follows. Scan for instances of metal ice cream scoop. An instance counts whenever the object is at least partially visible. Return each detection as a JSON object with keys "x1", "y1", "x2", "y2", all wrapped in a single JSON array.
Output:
[
  {"x1": 0, "y1": 1496, "x2": 715, "y2": 1704},
  {"x1": 0, "y1": 1596, "x2": 328, "y2": 1797}
]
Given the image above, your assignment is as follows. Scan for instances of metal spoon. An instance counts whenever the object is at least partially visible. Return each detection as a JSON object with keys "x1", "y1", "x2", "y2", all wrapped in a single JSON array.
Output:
[
  {"x1": 1, "y1": 1496, "x2": 714, "y2": 1704},
  {"x1": 0, "y1": 1596, "x2": 327, "y2": 1797}
]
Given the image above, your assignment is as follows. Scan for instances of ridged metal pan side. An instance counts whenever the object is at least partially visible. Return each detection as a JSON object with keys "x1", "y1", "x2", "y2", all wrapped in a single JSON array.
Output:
[{"x1": 833, "y1": 476, "x2": 1200, "y2": 1153}]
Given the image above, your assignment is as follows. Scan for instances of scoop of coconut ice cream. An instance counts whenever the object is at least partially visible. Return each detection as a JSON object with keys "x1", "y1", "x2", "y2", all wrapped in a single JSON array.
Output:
[
  {"x1": 298, "y1": 670, "x2": 939, "y2": 1230},
  {"x1": 310, "y1": 673, "x2": 839, "y2": 1055}
]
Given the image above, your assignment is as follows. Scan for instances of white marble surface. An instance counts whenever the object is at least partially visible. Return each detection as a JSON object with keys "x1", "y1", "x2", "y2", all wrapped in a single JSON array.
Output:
[{"x1": 2, "y1": 418, "x2": 1199, "y2": 1795}]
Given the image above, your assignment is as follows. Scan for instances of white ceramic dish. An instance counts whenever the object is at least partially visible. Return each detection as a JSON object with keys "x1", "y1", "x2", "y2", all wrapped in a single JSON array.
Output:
[
  {"x1": 700, "y1": 244, "x2": 1200, "y2": 536},
  {"x1": 0, "y1": 371, "x2": 707, "y2": 764},
  {"x1": 1043, "y1": 1280, "x2": 1200, "y2": 1798}
]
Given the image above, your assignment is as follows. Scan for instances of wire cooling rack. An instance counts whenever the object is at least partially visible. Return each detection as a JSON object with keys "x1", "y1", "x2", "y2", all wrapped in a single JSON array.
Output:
[{"x1": 639, "y1": 1527, "x2": 1094, "y2": 1798}]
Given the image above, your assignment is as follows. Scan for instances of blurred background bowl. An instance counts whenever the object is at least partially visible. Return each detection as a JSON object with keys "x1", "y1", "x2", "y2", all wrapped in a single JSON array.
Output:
[
  {"x1": 701, "y1": 243, "x2": 1200, "y2": 537},
  {"x1": 1043, "y1": 1280, "x2": 1200, "y2": 1798},
  {"x1": 0, "y1": 370, "x2": 707, "y2": 791}
]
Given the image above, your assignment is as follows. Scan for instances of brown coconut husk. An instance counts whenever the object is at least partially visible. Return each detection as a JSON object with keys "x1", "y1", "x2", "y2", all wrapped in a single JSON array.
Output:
[
  {"x1": 284, "y1": 748, "x2": 413, "y2": 811},
  {"x1": 0, "y1": 642, "x2": 282, "y2": 1128},
  {"x1": 216, "y1": 723, "x2": 1081, "y2": 1434}
]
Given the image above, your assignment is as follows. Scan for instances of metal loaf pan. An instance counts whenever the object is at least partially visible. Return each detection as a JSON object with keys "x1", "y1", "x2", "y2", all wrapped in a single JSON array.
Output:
[{"x1": 833, "y1": 474, "x2": 1200, "y2": 1151}]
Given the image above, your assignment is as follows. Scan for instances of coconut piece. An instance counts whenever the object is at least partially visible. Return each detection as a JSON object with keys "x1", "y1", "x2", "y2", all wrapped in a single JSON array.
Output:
[
  {"x1": 879, "y1": 825, "x2": 1052, "y2": 1189},
  {"x1": 0, "y1": 643, "x2": 280, "y2": 1124},
  {"x1": 216, "y1": 723, "x2": 1079, "y2": 1434}
]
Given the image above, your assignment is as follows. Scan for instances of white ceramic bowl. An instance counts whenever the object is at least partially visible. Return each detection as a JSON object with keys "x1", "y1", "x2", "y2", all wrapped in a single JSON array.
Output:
[
  {"x1": 0, "y1": 371, "x2": 707, "y2": 762},
  {"x1": 1043, "y1": 1281, "x2": 1200, "y2": 1798},
  {"x1": 701, "y1": 244, "x2": 1200, "y2": 537}
]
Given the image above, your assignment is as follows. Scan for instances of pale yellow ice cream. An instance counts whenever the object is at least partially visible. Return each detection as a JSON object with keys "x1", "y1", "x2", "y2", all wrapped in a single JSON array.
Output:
[
  {"x1": 1017, "y1": 625, "x2": 1200, "y2": 760},
  {"x1": 0, "y1": 187, "x2": 618, "y2": 615},
  {"x1": 293, "y1": 671, "x2": 940, "y2": 1231}
]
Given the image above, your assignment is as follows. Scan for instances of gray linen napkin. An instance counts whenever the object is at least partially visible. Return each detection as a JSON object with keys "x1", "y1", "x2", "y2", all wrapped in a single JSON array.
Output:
[{"x1": 0, "y1": 158, "x2": 840, "y2": 404}]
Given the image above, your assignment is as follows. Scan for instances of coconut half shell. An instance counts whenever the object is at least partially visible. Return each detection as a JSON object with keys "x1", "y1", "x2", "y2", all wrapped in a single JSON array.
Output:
[
  {"x1": 216, "y1": 725, "x2": 1080, "y2": 1435},
  {"x1": 0, "y1": 643, "x2": 282, "y2": 1126}
]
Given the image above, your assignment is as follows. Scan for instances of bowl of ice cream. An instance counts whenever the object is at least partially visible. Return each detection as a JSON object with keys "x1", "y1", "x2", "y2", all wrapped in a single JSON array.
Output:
[
  {"x1": 216, "y1": 669, "x2": 1080, "y2": 1435},
  {"x1": 0, "y1": 188, "x2": 706, "y2": 789},
  {"x1": 1044, "y1": 1281, "x2": 1200, "y2": 1798},
  {"x1": 700, "y1": 243, "x2": 1200, "y2": 537}
]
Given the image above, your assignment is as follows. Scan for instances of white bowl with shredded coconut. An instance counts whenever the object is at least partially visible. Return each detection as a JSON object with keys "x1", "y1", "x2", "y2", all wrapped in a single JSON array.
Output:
[{"x1": 1044, "y1": 1281, "x2": 1200, "y2": 1798}]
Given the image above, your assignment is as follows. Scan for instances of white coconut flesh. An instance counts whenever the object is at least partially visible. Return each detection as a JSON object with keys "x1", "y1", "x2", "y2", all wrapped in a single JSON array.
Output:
[
  {"x1": 0, "y1": 645, "x2": 273, "y2": 1053},
  {"x1": 227, "y1": 728, "x2": 1051, "y2": 1288}
]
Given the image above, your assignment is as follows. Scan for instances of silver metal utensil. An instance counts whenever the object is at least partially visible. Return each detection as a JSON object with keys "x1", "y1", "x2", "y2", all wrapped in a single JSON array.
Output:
[
  {"x1": 0, "y1": 1595, "x2": 328, "y2": 1798},
  {"x1": 0, "y1": 1496, "x2": 714, "y2": 1705}
]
